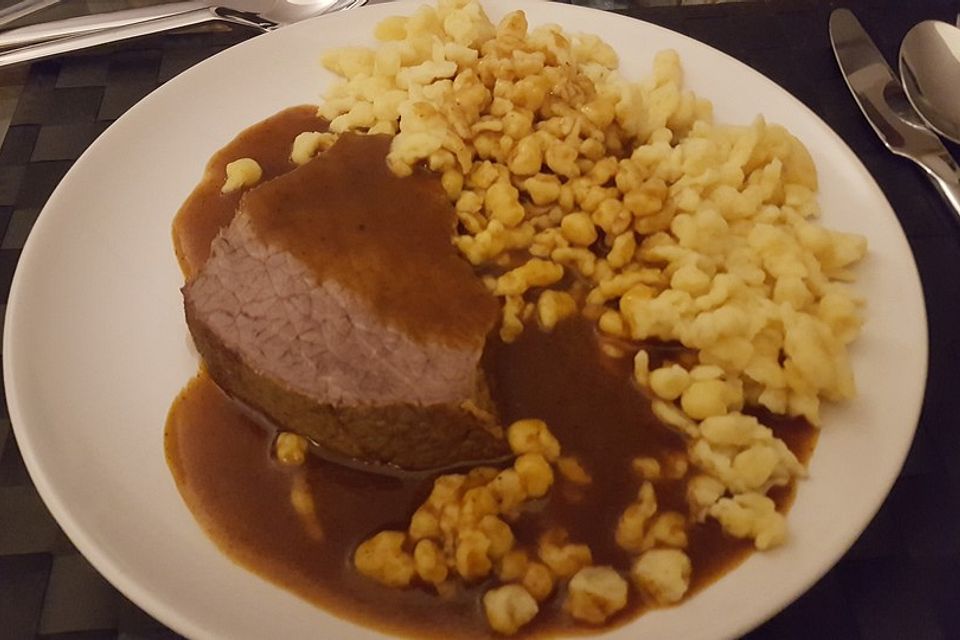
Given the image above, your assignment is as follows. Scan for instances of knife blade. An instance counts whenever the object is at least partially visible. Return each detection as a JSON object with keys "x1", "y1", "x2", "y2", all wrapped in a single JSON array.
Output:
[{"x1": 829, "y1": 8, "x2": 960, "y2": 218}]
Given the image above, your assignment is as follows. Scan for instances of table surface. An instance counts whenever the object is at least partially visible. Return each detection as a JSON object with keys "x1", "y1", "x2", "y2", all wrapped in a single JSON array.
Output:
[{"x1": 1, "y1": 1, "x2": 959, "y2": 639}]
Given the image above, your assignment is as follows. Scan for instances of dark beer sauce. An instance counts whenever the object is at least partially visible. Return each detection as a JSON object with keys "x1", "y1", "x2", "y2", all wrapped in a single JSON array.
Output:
[{"x1": 167, "y1": 107, "x2": 817, "y2": 638}]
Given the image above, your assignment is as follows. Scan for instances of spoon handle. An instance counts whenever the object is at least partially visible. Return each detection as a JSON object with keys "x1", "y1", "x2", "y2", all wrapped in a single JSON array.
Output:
[
  {"x1": 913, "y1": 149, "x2": 960, "y2": 222},
  {"x1": 0, "y1": 7, "x2": 219, "y2": 68}
]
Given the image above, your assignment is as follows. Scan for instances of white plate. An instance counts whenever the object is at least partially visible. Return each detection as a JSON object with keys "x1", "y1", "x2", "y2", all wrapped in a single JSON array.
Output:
[{"x1": 3, "y1": 1, "x2": 927, "y2": 639}]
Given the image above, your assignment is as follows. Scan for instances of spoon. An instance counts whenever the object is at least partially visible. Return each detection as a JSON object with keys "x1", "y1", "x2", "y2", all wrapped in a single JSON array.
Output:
[
  {"x1": 900, "y1": 20, "x2": 960, "y2": 144},
  {"x1": 0, "y1": 0, "x2": 366, "y2": 68}
]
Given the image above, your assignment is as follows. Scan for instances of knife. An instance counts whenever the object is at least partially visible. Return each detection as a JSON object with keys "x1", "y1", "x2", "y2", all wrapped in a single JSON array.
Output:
[
  {"x1": 829, "y1": 8, "x2": 960, "y2": 220},
  {"x1": 0, "y1": 2, "x2": 200, "y2": 49},
  {"x1": 0, "y1": 0, "x2": 61, "y2": 30}
]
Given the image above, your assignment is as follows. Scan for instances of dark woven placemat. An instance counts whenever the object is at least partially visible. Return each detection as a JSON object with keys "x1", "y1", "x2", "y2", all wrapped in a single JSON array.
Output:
[{"x1": 2, "y1": 1, "x2": 959, "y2": 639}]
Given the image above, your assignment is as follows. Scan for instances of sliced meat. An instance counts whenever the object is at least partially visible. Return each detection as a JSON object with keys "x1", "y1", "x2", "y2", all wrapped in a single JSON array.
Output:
[{"x1": 182, "y1": 133, "x2": 506, "y2": 470}]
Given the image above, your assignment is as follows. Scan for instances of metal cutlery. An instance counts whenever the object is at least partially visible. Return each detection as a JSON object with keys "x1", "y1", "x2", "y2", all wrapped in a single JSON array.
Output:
[
  {"x1": 899, "y1": 20, "x2": 960, "y2": 145},
  {"x1": 829, "y1": 8, "x2": 960, "y2": 221},
  {"x1": 0, "y1": 0, "x2": 61, "y2": 30},
  {"x1": 0, "y1": 1, "x2": 201, "y2": 48},
  {"x1": 0, "y1": 0, "x2": 366, "y2": 68}
]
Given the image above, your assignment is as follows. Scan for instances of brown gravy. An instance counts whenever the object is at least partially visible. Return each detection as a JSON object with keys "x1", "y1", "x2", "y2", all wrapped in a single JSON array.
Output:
[
  {"x1": 172, "y1": 104, "x2": 496, "y2": 347},
  {"x1": 242, "y1": 132, "x2": 497, "y2": 347},
  {"x1": 172, "y1": 105, "x2": 327, "y2": 279},
  {"x1": 166, "y1": 108, "x2": 818, "y2": 638}
]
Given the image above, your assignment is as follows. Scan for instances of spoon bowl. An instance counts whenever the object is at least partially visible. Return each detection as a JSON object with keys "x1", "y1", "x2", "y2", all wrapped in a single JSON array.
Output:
[{"x1": 900, "y1": 20, "x2": 960, "y2": 144}]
